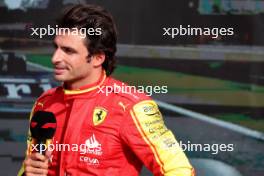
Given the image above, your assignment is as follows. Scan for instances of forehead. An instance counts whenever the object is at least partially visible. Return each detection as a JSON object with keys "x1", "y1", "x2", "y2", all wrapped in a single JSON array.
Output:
[{"x1": 54, "y1": 33, "x2": 86, "y2": 48}]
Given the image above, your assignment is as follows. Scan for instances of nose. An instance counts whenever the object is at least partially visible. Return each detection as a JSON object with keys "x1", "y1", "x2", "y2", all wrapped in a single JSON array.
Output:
[{"x1": 51, "y1": 48, "x2": 63, "y2": 64}]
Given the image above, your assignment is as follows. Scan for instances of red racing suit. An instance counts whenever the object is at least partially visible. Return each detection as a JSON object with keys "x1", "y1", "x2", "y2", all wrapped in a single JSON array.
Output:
[{"x1": 18, "y1": 71, "x2": 195, "y2": 176}]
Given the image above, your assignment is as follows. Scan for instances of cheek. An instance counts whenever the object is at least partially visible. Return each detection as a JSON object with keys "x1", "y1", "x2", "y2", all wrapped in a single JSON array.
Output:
[
  {"x1": 66, "y1": 55, "x2": 91, "y2": 75},
  {"x1": 74, "y1": 61, "x2": 92, "y2": 75},
  {"x1": 66, "y1": 58, "x2": 83, "y2": 70}
]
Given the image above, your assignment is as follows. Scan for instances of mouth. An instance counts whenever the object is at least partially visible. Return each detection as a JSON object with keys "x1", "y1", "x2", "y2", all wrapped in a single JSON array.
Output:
[{"x1": 54, "y1": 66, "x2": 68, "y2": 75}]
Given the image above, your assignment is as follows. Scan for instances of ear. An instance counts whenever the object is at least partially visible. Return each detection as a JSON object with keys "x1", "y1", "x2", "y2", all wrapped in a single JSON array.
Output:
[{"x1": 91, "y1": 53, "x2": 105, "y2": 67}]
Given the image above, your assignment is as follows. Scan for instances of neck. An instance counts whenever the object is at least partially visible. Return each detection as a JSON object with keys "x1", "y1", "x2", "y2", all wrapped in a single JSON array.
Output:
[{"x1": 64, "y1": 68, "x2": 103, "y2": 90}]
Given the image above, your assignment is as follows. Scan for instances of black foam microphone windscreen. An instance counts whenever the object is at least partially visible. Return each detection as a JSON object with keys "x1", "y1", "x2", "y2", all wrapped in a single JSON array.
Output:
[{"x1": 30, "y1": 111, "x2": 57, "y2": 154}]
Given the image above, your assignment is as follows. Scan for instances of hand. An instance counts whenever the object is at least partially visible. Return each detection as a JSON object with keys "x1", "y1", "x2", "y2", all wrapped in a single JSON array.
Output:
[{"x1": 24, "y1": 150, "x2": 51, "y2": 176}]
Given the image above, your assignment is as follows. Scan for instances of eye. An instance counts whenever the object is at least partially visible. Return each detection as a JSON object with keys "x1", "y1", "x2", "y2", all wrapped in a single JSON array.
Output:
[{"x1": 62, "y1": 47, "x2": 76, "y2": 54}]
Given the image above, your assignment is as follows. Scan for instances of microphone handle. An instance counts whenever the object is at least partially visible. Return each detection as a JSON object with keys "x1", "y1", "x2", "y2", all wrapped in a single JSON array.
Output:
[{"x1": 36, "y1": 140, "x2": 47, "y2": 155}]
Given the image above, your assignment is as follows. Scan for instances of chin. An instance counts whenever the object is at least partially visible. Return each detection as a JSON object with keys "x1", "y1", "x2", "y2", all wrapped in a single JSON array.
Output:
[{"x1": 54, "y1": 74, "x2": 67, "y2": 82}]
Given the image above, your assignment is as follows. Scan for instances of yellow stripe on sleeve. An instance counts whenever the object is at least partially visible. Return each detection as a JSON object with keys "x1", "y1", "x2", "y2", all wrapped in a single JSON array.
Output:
[
  {"x1": 130, "y1": 110, "x2": 165, "y2": 174},
  {"x1": 132, "y1": 100, "x2": 194, "y2": 176}
]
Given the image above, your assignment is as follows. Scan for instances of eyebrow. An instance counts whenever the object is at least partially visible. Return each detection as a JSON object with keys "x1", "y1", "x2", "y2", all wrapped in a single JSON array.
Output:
[{"x1": 53, "y1": 41, "x2": 78, "y2": 53}]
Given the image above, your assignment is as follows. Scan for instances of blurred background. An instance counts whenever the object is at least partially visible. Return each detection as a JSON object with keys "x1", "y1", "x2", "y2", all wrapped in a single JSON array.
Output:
[{"x1": 0, "y1": 0, "x2": 263, "y2": 175}]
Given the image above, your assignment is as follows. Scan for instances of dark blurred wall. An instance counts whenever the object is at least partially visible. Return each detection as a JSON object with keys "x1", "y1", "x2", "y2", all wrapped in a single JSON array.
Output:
[{"x1": 0, "y1": 0, "x2": 264, "y2": 45}]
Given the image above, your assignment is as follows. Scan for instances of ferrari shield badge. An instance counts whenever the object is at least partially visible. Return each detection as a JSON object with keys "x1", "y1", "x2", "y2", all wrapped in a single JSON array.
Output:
[{"x1": 93, "y1": 107, "x2": 107, "y2": 126}]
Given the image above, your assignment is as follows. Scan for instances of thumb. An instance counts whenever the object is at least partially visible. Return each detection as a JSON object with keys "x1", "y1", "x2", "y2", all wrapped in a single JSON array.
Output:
[{"x1": 45, "y1": 149, "x2": 53, "y2": 159}]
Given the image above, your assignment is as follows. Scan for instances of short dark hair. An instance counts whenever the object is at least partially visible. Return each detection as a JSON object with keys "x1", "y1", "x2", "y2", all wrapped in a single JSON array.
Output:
[{"x1": 57, "y1": 4, "x2": 117, "y2": 75}]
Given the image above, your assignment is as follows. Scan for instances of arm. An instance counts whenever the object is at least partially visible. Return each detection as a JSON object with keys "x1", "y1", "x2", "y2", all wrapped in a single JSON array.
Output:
[
  {"x1": 17, "y1": 103, "x2": 36, "y2": 176},
  {"x1": 17, "y1": 88, "x2": 55, "y2": 176},
  {"x1": 17, "y1": 116, "x2": 50, "y2": 176},
  {"x1": 120, "y1": 100, "x2": 195, "y2": 176}
]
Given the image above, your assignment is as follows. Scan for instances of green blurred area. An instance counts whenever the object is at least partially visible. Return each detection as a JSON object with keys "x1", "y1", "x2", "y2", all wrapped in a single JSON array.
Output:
[
  {"x1": 26, "y1": 54, "x2": 264, "y2": 132},
  {"x1": 27, "y1": 54, "x2": 52, "y2": 68}
]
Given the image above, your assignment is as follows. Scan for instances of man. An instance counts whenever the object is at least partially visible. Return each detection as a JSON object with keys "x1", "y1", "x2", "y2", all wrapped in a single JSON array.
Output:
[{"x1": 18, "y1": 4, "x2": 195, "y2": 176}]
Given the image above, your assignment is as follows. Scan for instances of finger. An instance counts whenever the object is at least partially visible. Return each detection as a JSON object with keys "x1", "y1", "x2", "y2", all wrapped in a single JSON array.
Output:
[
  {"x1": 25, "y1": 158, "x2": 48, "y2": 169},
  {"x1": 25, "y1": 166, "x2": 48, "y2": 175},
  {"x1": 30, "y1": 152, "x2": 47, "y2": 161},
  {"x1": 25, "y1": 173, "x2": 38, "y2": 176},
  {"x1": 26, "y1": 172, "x2": 47, "y2": 176},
  {"x1": 31, "y1": 160, "x2": 48, "y2": 169}
]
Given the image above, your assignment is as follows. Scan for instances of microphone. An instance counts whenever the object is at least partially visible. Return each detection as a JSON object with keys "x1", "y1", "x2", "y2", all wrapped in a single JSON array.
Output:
[{"x1": 30, "y1": 111, "x2": 57, "y2": 155}]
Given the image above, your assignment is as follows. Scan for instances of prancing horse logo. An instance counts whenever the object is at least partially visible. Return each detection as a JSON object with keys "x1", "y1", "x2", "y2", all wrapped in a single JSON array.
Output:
[{"x1": 93, "y1": 107, "x2": 107, "y2": 126}]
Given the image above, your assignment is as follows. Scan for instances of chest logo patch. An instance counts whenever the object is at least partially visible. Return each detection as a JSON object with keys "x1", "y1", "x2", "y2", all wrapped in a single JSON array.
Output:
[{"x1": 93, "y1": 107, "x2": 107, "y2": 126}]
